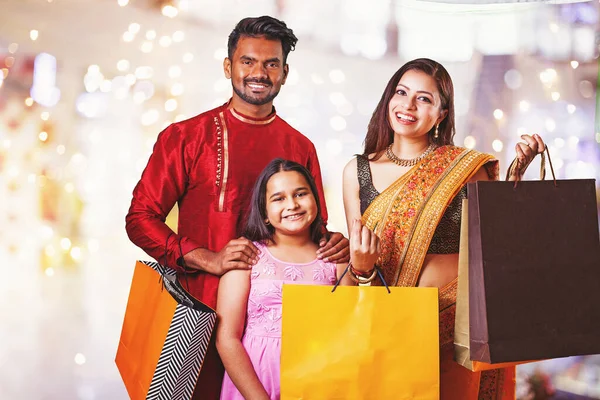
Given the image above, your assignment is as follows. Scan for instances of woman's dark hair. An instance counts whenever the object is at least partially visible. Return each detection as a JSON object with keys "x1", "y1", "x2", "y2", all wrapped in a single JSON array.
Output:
[
  {"x1": 228, "y1": 16, "x2": 298, "y2": 63},
  {"x1": 363, "y1": 58, "x2": 456, "y2": 160},
  {"x1": 244, "y1": 158, "x2": 324, "y2": 244}
]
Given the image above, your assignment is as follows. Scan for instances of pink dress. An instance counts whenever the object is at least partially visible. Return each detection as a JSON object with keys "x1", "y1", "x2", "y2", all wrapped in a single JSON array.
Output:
[{"x1": 220, "y1": 241, "x2": 338, "y2": 400}]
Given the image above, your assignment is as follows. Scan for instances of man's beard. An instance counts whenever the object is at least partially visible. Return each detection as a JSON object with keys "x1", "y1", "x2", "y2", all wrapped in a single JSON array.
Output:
[{"x1": 232, "y1": 79, "x2": 280, "y2": 106}]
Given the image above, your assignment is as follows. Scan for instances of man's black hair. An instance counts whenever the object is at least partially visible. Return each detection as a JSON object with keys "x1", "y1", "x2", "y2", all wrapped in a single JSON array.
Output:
[{"x1": 227, "y1": 16, "x2": 298, "y2": 63}]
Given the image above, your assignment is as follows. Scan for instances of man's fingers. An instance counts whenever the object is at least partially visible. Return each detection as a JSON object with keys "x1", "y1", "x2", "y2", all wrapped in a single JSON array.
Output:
[
  {"x1": 228, "y1": 243, "x2": 259, "y2": 261},
  {"x1": 225, "y1": 261, "x2": 253, "y2": 272},
  {"x1": 325, "y1": 246, "x2": 350, "y2": 263}
]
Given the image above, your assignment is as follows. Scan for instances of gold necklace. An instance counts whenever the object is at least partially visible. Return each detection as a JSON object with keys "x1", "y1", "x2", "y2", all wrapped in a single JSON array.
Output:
[{"x1": 385, "y1": 143, "x2": 436, "y2": 167}]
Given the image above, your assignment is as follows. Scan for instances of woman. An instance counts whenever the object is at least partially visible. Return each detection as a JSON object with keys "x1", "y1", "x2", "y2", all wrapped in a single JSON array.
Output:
[{"x1": 342, "y1": 58, "x2": 544, "y2": 399}]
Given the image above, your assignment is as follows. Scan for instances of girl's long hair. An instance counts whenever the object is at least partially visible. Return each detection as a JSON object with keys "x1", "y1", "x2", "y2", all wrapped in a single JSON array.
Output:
[
  {"x1": 363, "y1": 58, "x2": 456, "y2": 160},
  {"x1": 243, "y1": 158, "x2": 324, "y2": 244}
]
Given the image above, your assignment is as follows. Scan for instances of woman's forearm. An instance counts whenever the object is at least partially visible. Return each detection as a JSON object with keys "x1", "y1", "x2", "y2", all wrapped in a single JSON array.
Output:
[{"x1": 217, "y1": 337, "x2": 270, "y2": 400}]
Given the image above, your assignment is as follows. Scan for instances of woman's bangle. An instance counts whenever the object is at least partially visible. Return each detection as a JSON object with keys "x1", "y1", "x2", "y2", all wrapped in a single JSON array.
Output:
[
  {"x1": 348, "y1": 263, "x2": 378, "y2": 284},
  {"x1": 350, "y1": 263, "x2": 374, "y2": 278}
]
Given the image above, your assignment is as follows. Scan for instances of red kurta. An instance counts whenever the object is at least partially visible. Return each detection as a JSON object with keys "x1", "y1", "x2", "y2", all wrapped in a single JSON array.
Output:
[{"x1": 125, "y1": 102, "x2": 328, "y2": 399}]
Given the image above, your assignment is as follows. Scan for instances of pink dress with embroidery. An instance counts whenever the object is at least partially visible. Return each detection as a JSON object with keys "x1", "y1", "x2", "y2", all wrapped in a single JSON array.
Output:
[{"x1": 220, "y1": 241, "x2": 338, "y2": 400}]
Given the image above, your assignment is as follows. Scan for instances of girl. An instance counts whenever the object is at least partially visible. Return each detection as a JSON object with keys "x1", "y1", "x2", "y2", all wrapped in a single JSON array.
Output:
[{"x1": 216, "y1": 158, "x2": 378, "y2": 400}]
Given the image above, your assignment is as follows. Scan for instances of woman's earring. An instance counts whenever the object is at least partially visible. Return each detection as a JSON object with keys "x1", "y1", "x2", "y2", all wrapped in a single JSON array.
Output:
[
  {"x1": 265, "y1": 219, "x2": 271, "y2": 225},
  {"x1": 434, "y1": 124, "x2": 439, "y2": 139}
]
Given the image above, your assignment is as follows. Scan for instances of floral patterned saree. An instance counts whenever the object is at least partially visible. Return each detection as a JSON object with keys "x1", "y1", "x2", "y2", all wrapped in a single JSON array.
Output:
[{"x1": 361, "y1": 145, "x2": 515, "y2": 400}]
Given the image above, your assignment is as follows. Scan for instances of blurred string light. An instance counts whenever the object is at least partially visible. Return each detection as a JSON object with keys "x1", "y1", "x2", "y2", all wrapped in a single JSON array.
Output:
[
  {"x1": 504, "y1": 69, "x2": 522, "y2": 90},
  {"x1": 170, "y1": 83, "x2": 184, "y2": 96},
  {"x1": 183, "y1": 52, "x2": 194, "y2": 63},
  {"x1": 128, "y1": 23, "x2": 140, "y2": 34},
  {"x1": 464, "y1": 136, "x2": 476, "y2": 149},
  {"x1": 329, "y1": 69, "x2": 346, "y2": 84},
  {"x1": 492, "y1": 139, "x2": 503, "y2": 153},
  {"x1": 546, "y1": 118, "x2": 556, "y2": 132},
  {"x1": 161, "y1": 2, "x2": 179, "y2": 18},
  {"x1": 551, "y1": 92, "x2": 560, "y2": 101},
  {"x1": 172, "y1": 31, "x2": 185, "y2": 43},
  {"x1": 539, "y1": 68, "x2": 557, "y2": 85},
  {"x1": 117, "y1": 0, "x2": 129, "y2": 6},
  {"x1": 134, "y1": 66, "x2": 153, "y2": 80},
  {"x1": 25, "y1": 97, "x2": 34, "y2": 106},
  {"x1": 41, "y1": 111, "x2": 50, "y2": 120},
  {"x1": 141, "y1": 41, "x2": 154, "y2": 53},
  {"x1": 31, "y1": 53, "x2": 61, "y2": 107},
  {"x1": 570, "y1": 61, "x2": 579, "y2": 69},
  {"x1": 122, "y1": 31, "x2": 134, "y2": 42},
  {"x1": 493, "y1": 109, "x2": 504, "y2": 120},
  {"x1": 168, "y1": 65, "x2": 182, "y2": 79},
  {"x1": 145, "y1": 30, "x2": 157, "y2": 40},
  {"x1": 116, "y1": 59, "x2": 130, "y2": 72},
  {"x1": 159, "y1": 36, "x2": 172, "y2": 47},
  {"x1": 8, "y1": 43, "x2": 18, "y2": 53},
  {"x1": 330, "y1": 115, "x2": 347, "y2": 131},
  {"x1": 164, "y1": 99, "x2": 178, "y2": 112},
  {"x1": 519, "y1": 100, "x2": 530, "y2": 112},
  {"x1": 567, "y1": 104, "x2": 576, "y2": 114},
  {"x1": 30, "y1": 30, "x2": 39, "y2": 41}
]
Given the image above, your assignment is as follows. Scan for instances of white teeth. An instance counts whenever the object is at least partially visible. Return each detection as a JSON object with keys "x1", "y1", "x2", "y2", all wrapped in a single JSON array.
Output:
[{"x1": 396, "y1": 113, "x2": 416, "y2": 122}]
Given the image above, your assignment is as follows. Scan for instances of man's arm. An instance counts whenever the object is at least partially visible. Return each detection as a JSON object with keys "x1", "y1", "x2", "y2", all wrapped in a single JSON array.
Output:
[
  {"x1": 126, "y1": 124, "x2": 259, "y2": 275},
  {"x1": 125, "y1": 124, "x2": 199, "y2": 272}
]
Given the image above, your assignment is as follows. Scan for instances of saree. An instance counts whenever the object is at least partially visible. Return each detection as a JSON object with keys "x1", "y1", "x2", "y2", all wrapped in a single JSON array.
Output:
[{"x1": 361, "y1": 145, "x2": 516, "y2": 400}]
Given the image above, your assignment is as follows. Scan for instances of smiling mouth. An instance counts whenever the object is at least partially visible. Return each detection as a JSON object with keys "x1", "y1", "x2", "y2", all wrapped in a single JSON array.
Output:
[
  {"x1": 245, "y1": 81, "x2": 272, "y2": 91},
  {"x1": 283, "y1": 212, "x2": 305, "y2": 220},
  {"x1": 395, "y1": 112, "x2": 417, "y2": 122}
]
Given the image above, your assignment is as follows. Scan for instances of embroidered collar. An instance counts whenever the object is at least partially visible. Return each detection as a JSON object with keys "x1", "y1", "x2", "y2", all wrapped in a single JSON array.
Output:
[{"x1": 225, "y1": 100, "x2": 277, "y2": 125}]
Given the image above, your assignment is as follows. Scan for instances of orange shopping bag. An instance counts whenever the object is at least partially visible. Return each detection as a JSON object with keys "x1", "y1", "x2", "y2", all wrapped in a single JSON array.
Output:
[
  {"x1": 281, "y1": 281, "x2": 440, "y2": 400},
  {"x1": 115, "y1": 261, "x2": 216, "y2": 400}
]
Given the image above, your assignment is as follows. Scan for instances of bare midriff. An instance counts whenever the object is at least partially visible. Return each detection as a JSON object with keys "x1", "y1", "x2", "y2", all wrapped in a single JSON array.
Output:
[{"x1": 417, "y1": 253, "x2": 459, "y2": 288}]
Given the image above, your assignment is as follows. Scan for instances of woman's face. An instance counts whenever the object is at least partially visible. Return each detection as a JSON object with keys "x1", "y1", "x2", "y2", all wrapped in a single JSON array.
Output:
[{"x1": 387, "y1": 69, "x2": 447, "y2": 140}]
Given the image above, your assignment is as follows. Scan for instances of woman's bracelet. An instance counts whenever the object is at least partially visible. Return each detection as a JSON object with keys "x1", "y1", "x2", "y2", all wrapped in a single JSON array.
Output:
[{"x1": 348, "y1": 262, "x2": 378, "y2": 284}]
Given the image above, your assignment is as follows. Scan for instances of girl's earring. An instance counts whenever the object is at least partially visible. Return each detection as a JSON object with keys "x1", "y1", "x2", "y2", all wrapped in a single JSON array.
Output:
[
  {"x1": 265, "y1": 219, "x2": 271, "y2": 225},
  {"x1": 434, "y1": 124, "x2": 439, "y2": 139}
]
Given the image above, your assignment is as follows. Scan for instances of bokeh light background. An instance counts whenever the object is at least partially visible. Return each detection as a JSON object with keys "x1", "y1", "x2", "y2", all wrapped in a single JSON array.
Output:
[{"x1": 1, "y1": 0, "x2": 599, "y2": 399}]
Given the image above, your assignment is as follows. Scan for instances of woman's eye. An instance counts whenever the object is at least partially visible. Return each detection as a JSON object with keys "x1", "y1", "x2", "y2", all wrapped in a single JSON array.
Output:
[
  {"x1": 396, "y1": 89, "x2": 406, "y2": 95},
  {"x1": 419, "y1": 97, "x2": 432, "y2": 103}
]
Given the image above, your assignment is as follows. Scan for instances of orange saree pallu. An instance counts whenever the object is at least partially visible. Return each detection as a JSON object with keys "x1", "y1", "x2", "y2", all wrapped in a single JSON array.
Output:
[{"x1": 362, "y1": 146, "x2": 515, "y2": 400}]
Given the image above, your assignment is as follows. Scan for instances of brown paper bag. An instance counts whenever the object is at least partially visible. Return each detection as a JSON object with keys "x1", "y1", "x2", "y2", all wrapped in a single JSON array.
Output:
[{"x1": 454, "y1": 200, "x2": 533, "y2": 371}]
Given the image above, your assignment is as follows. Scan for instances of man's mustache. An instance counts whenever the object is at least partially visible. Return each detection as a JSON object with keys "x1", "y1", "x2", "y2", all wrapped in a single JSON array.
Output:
[{"x1": 244, "y1": 78, "x2": 272, "y2": 86}]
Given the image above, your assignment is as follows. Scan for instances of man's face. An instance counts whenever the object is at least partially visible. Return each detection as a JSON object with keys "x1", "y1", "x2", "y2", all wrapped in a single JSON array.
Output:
[{"x1": 224, "y1": 36, "x2": 289, "y2": 108}]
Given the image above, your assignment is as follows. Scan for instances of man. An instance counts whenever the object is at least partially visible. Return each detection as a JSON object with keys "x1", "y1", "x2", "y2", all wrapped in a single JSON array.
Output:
[{"x1": 125, "y1": 16, "x2": 349, "y2": 399}]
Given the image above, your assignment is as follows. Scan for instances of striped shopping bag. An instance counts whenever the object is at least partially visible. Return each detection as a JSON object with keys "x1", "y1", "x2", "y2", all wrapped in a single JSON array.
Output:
[{"x1": 116, "y1": 261, "x2": 216, "y2": 400}]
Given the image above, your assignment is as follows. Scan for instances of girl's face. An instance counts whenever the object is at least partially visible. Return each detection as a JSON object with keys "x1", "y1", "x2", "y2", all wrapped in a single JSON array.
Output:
[
  {"x1": 264, "y1": 170, "x2": 318, "y2": 238},
  {"x1": 387, "y1": 69, "x2": 447, "y2": 140}
]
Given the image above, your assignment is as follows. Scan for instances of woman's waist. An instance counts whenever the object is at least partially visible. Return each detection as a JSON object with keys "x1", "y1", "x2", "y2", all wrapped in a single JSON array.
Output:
[{"x1": 417, "y1": 253, "x2": 459, "y2": 289}]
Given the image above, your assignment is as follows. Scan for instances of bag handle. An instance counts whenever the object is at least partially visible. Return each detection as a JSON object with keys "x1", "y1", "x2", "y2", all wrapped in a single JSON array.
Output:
[
  {"x1": 507, "y1": 145, "x2": 557, "y2": 189},
  {"x1": 331, "y1": 264, "x2": 391, "y2": 294},
  {"x1": 161, "y1": 233, "x2": 191, "y2": 293}
]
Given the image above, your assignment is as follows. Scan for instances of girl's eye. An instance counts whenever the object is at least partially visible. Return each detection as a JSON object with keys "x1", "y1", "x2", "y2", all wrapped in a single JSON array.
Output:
[{"x1": 295, "y1": 192, "x2": 307, "y2": 197}]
